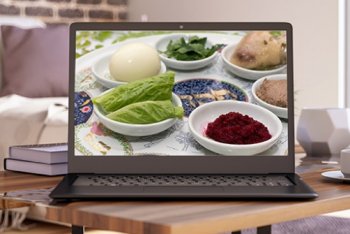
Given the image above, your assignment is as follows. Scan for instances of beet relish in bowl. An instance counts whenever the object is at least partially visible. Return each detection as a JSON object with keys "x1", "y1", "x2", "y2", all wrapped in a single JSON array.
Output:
[
  {"x1": 205, "y1": 111, "x2": 272, "y2": 145},
  {"x1": 188, "y1": 101, "x2": 282, "y2": 156}
]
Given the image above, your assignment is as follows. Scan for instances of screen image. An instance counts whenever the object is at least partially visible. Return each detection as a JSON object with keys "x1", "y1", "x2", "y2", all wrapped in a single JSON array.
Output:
[{"x1": 74, "y1": 30, "x2": 288, "y2": 156}]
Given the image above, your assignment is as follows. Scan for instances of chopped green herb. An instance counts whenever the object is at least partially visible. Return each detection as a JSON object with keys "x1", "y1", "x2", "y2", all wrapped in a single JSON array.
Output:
[
  {"x1": 112, "y1": 31, "x2": 172, "y2": 44},
  {"x1": 270, "y1": 31, "x2": 282, "y2": 37},
  {"x1": 162, "y1": 36, "x2": 220, "y2": 61},
  {"x1": 93, "y1": 31, "x2": 113, "y2": 42},
  {"x1": 77, "y1": 40, "x2": 91, "y2": 49},
  {"x1": 75, "y1": 31, "x2": 114, "y2": 57}
]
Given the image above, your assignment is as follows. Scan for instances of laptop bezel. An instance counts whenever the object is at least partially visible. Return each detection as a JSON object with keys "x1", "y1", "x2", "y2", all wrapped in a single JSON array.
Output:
[{"x1": 69, "y1": 22, "x2": 295, "y2": 174}]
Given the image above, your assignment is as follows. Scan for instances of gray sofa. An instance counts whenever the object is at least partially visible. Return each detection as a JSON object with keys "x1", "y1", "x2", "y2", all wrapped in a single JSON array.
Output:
[{"x1": 0, "y1": 17, "x2": 68, "y2": 170}]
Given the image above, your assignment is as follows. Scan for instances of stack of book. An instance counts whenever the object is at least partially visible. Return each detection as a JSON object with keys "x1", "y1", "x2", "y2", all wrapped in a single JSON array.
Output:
[{"x1": 4, "y1": 143, "x2": 68, "y2": 176}]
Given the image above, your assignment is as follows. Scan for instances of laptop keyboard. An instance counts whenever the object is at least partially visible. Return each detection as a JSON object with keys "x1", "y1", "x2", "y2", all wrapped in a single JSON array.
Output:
[{"x1": 74, "y1": 175, "x2": 293, "y2": 187}]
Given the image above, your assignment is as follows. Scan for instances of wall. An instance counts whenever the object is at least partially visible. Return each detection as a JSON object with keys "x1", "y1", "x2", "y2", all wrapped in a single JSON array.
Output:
[
  {"x1": 128, "y1": 0, "x2": 340, "y2": 116},
  {"x1": 346, "y1": 0, "x2": 350, "y2": 106},
  {"x1": 0, "y1": 0, "x2": 128, "y2": 23}
]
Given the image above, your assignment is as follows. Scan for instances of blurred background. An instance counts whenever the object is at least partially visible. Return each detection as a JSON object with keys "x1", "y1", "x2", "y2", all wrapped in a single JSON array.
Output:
[{"x1": 0, "y1": 0, "x2": 128, "y2": 23}]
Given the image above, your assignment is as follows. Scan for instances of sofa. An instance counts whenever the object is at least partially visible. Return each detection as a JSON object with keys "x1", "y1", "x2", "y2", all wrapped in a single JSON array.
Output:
[{"x1": 0, "y1": 17, "x2": 69, "y2": 170}]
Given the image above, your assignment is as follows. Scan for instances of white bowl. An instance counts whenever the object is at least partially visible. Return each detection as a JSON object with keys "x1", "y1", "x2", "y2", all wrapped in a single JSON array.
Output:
[
  {"x1": 92, "y1": 53, "x2": 167, "y2": 89},
  {"x1": 188, "y1": 101, "x2": 282, "y2": 155},
  {"x1": 252, "y1": 74, "x2": 288, "y2": 119},
  {"x1": 221, "y1": 43, "x2": 287, "y2": 80},
  {"x1": 155, "y1": 34, "x2": 218, "y2": 70},
  {"x1": 94, "y1": 92, "x2": 182, "y2": 136}
]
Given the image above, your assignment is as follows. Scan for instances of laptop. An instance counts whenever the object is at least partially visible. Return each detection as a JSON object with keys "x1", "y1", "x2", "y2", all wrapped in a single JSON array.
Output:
[{"x1": 50, "y1": 22, "x2": 318, "y2": 200}]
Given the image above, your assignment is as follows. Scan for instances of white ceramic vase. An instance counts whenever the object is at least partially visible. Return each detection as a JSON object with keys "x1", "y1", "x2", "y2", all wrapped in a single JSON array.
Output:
[{"x1": 297, "y1": 108, "x2": 350, "y2": 155}]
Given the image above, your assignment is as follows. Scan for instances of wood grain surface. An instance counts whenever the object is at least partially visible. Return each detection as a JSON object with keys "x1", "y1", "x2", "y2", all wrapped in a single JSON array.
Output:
[
  {"x1": 44, "y1": 170, "x2": 350, "y2": 234},
  {"x1": 2, "y1": 221, "x2": 123, "y2": 234},
  {"x1": 1, "y1": 155, "x2": 350, "y2": 234},
  {"x1": 0, "y1": 171, "x2": 62, "y2": 193}
]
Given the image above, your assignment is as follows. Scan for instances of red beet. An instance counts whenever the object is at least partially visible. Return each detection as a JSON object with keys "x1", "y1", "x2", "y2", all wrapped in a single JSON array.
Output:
[{"x1": 206, "y1": 112, "x2": 271, "y2": 144}]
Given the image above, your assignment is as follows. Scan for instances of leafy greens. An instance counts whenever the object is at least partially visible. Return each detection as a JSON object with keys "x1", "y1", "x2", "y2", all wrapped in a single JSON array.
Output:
[
  {"x1": 92, "y1": 72, "x2": 175, "y2": 114},
  {"x1": 163, "y1": 36, "x2": 220, "y2": 61},
  {"x1": 107, "y1": 100, "x2": 183, "y2": 124}
]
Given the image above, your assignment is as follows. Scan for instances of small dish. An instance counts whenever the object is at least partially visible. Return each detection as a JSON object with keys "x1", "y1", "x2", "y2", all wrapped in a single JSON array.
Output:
[
  {"x1": 173, "y1": 78, "x2": 249, "y2": 117},
  {"x1": 188, "y1": 101, "x2": 282, "y2": 155},
  {"x1": 221, "y1": 43, "x2": 287, "y2": 80},
  {"x1": 94, "y1": 92, "x2": 182, "y2": 136},
  {"x1": 155, "y1": 34, "x2": 218, "y2": 70},
  {"x1": 252, "y1": 74, "x2": 288, "y2": 119},
  {"x1": 321, "y1": 170, "x2": 350, "y2": 182},
  {"x1": 92, "y1": 53, "x2": 167, "y2": 89}
]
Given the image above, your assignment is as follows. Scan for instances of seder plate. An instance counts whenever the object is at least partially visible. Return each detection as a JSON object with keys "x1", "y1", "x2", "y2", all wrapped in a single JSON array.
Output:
[{"x1": 74, "y1": 32, "x2": 288, "y2": 156}]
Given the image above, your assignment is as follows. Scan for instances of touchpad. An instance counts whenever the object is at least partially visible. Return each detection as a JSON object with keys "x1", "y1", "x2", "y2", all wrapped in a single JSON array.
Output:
[{"x1": 143, "y1": 186, "x2": 224, "y2": 193}]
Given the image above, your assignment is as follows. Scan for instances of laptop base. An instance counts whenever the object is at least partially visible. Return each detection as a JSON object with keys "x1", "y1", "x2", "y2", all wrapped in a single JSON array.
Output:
[{"x1": 50, "y1": 173, "x2": 317, "y2": 200}]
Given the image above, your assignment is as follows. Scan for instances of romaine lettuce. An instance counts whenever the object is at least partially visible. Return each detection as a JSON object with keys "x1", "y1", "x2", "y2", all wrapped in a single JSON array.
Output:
[
  {"x1": 93, "y1": 71, "x2": 175, "y2": 114},
  {"x1": 106, "y1": 100, "x2": 183, "y2": 124}
]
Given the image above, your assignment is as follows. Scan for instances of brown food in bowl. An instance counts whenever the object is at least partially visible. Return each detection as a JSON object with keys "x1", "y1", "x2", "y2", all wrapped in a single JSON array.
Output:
[
  {"x1": 230, "y1": 31, "x2": 286, "y2": 70},
  {"x1": 256, "y1": 79, "x2": 287, "y2": 108}
]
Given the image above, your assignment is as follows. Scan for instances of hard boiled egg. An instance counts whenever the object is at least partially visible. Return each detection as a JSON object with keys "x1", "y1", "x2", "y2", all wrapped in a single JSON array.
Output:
[{"x1": 109, "y1": 43, "x2": 161, "y2": 82}]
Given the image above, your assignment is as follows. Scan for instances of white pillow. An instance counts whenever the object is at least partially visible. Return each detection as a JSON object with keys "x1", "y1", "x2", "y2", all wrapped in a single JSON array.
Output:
[{"x1": 0, "y1": 17, "x2": 46, "y2": 91}]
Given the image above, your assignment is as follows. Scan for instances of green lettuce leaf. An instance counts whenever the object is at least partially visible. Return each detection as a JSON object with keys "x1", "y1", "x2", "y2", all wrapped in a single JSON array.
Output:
[
  {"x1": 92, "y1": 72, "x2": 175, "y2": 114},
  {"x1": 106, "y1": 100, "x2": 184, "y2": 124}
]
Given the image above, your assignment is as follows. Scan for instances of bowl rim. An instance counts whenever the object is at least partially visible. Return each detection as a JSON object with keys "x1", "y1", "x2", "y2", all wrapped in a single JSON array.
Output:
[
  {"x1": 94, "y1": 92, "x2": 182, "y2": 127},
  {"x1": 221, "y1": 43, "x2": 287, "y2": 74},
  {"x1": 92, "y1": 53, "x2": 167, "y2": 86},
  {"x1": 155, "y1": 33, "x2": 218, "y2": 64},
  {"x1": 188, "y1": 100, "x2": 283, "y2": 149},
  {"x1": 251, "y1": 74, "x2": 288, "y2": 112}
]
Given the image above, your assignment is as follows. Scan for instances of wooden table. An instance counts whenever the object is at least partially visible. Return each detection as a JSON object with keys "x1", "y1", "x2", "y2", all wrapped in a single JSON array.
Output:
[{"x1": 1, "y1": 154, "x2": 350, "y2": 234}]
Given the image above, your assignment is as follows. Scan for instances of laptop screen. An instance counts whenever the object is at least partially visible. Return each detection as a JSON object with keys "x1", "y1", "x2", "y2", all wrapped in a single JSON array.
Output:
[{"x1": 74, "y1": 30, "x2": 288, "y2": 157}]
